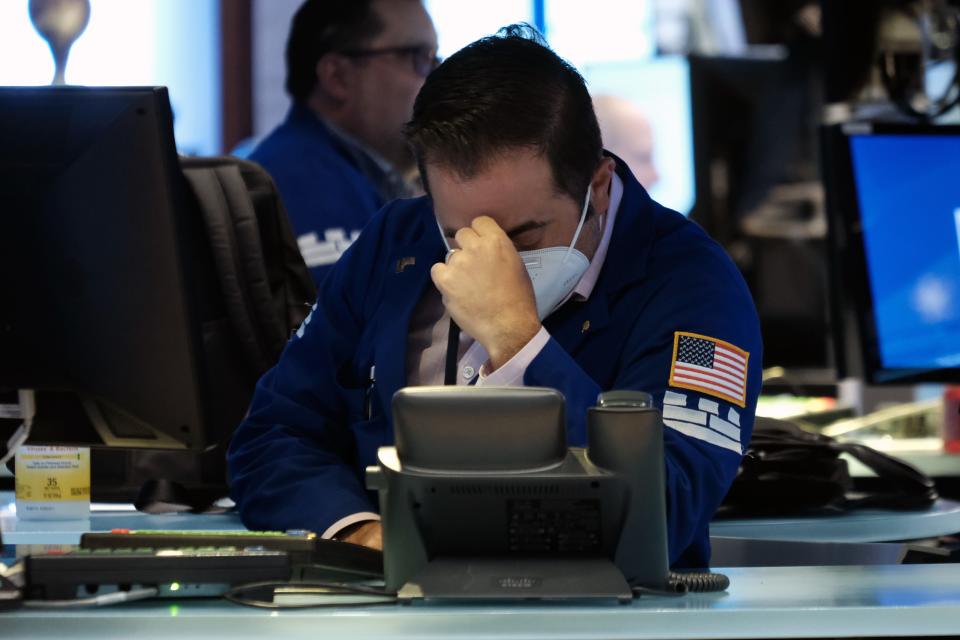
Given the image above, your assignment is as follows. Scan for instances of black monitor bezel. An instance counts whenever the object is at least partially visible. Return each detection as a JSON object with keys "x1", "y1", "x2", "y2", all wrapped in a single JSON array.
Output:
[
  {"x1": 0, "y1": 86, "x2": 211, "y2": 448},
  {"x1": 824, "y1": 121, "x2": 960, "y2": 384}
]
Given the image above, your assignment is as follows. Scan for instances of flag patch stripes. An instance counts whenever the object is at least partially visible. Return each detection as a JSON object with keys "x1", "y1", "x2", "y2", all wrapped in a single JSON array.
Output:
[
  {"x1": 668, "y1": 332, "x2": 749, "y2": 407},
  {"x1": 660, "y1": 391, "x2": 742, "y2": 455}
]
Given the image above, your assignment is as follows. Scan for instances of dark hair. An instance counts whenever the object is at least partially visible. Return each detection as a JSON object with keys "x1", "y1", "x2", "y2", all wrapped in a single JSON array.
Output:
[
  {"x1": 285, "y1": 0, "x2": 384, "y2": 101},
  {"x1": 404, "y1": 24, "x2": 603, "y2": 203}
]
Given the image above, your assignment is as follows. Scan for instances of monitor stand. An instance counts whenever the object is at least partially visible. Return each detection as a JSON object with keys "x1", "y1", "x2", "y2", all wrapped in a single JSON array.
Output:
[
  {"x1": 397, "y1": 557, "x2": 633, "y2": 603},
  {"x1": 25, "y1": 390, "x2": 186, "y2": 449}
]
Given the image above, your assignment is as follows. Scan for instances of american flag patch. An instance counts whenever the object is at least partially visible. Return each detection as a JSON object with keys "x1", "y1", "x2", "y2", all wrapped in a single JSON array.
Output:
[{"x1": 668, "y1": 332, "x2": 749, "y2": 408}]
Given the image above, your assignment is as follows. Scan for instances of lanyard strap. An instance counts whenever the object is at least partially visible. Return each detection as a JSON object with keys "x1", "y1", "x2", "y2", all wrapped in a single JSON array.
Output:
[{"x1": 444, "y1": 319, "x2": 461, "y2": 385}]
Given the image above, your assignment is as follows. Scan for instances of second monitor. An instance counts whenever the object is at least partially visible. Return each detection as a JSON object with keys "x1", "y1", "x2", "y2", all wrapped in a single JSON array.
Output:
[{"x1": 824, "y1": 121, "x2": 960, "y2": 384}]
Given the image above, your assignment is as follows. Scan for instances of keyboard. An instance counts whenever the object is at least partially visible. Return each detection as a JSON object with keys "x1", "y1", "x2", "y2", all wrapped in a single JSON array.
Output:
[
  {"x1": 25, "y1": 529, "x2": 385, "y2": 601},
  {"x1": 24, "y1": 546, "x2": 292, "y2": 601},
  {"x1": 80, "y1": 529, "x2": 384, "y2": 581}
]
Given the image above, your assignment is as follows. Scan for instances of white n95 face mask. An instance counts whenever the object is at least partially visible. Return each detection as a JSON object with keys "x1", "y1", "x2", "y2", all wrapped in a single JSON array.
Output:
[
  {"x1": 435, "y1": 184, "x2": 594, "y2": 321},
  {"x1": 520, "y1": 184, "x2": 592, "y2": 320}
]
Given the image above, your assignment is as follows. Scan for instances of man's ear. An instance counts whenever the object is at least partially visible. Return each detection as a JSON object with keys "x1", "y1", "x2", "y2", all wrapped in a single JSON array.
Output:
[
  {"x1": 315, "y1": 53, "x2": 353, "y2": 103},
  {"x1": 589, "y1": 156, "x2": 616, "y2": 214}
]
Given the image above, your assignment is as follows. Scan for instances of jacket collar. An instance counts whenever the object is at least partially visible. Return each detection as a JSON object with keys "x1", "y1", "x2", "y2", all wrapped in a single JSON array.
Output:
[{"x1": 596, "y1": 153, "x2": 657, "y2": 296}]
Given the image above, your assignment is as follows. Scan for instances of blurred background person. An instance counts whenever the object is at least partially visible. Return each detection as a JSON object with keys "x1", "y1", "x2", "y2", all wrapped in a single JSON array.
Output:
[
  {"x1": 592, "y1": 93, "x2": 660, "y2": 190},
  {"x1": 250, "y1": 0, "x2": 438, "y2": 284}
]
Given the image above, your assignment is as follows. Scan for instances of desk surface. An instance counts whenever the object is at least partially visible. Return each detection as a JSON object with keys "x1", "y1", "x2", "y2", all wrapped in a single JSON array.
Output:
[
  {"x1": 4, "y1": 564, "x2": 960, "y2": 639},
  {"x1": 0, "y1": 498, "x2": 243, "y2": 545},
  {"x1": 711, "y1": 498, "x2": 960, "y2": 542},
  {"x1": 5, "y1": 492, "x2": 960, "y2": 546},
  {"x1": 4, "y1": 493, "x2": 960, "y2": 638}
]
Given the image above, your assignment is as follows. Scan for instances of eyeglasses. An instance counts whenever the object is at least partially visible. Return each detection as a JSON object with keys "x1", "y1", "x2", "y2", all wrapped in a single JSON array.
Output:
[{"x1": 340, "y1": 45, "x2": 441, "y2": 78}]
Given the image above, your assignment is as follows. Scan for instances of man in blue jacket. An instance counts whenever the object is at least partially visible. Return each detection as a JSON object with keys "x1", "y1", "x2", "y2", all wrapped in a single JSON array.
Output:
[
  {"x1": 250, "y1": 0, "x2": 438, "y2": 283},
  {"x1": 229, "y1": 26, "x2": 763, "y2": 568}
]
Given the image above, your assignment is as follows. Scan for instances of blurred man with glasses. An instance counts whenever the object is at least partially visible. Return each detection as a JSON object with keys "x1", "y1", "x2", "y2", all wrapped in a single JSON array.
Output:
[{"x1": 251, "y1": 0, "x2": 439, "y2": 284}]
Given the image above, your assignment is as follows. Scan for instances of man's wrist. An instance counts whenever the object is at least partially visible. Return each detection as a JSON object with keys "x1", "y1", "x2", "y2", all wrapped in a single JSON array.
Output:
[
  {"x1": 336, "y1": 520, "x2": 383, "y2": 550},
  {"x1": 487, "y1": 316, "x2": 542, "y2": 371},
  {"x1": 478, "y1": 327, "x2": 551, "y2": 386}
]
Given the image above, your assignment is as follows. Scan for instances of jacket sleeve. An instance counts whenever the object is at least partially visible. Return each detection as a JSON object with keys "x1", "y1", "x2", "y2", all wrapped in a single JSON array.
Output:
[
  {"x1": 226, "y1": 206, "x2": 389, "y2": 534},
  {"x1": 524, "y1": 252, "x2": 762, "y2": 566}
]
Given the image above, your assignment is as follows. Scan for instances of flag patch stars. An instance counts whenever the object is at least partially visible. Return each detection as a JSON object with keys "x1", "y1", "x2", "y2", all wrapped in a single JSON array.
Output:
[
  {"x1": 661, "y1": 390, "x2": 742, "y2": 455},
  {"x1": 668, "y1": 332, "x2": 749, "y2": 408}
]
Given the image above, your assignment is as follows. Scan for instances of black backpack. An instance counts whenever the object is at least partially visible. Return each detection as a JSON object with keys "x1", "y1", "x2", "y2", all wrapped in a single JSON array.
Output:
[
  {"x1": 92, "y1": 157, "x2": 316, "y2": 506},
  {"x1": 181, "y1": 156, "x2": 316, "y2": 373},
  {"x1": 717, "y1": 417, "x2": 938, "y2": 518}
]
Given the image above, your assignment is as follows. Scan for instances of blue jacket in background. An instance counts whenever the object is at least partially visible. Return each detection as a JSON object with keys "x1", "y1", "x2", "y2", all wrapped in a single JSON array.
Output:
[
  {"x1": 227, "y1": 160, "x2": 763, "y2": 568},
  {"x1": 249, "y1": 103, "x2": 386, "y2": 284}
]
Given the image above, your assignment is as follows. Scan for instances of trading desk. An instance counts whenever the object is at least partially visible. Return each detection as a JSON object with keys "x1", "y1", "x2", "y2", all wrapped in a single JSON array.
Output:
[
  {"x1": 3, "y1": 565, "x2": 960, "y2": 639},
  {"x1": 4, "y1": 492, "x2": 960, "y2": 638}
]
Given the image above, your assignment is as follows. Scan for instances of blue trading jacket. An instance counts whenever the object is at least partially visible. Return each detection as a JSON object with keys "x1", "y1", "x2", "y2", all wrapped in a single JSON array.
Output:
[
  {"x1": 250, "y1": 103, "x2": 385, "y2": 284},
  {"x1": 228, "y1": 160, "x2": 763, "y2": 568}
]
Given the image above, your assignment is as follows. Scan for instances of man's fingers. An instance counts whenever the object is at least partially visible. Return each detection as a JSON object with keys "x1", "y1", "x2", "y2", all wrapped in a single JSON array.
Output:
[
  {"x1": 430, "y1": 264, "x2": 461, "y2": 322},
  {"x1": 447, "y1": 217, "x2": 507, "y2": 250},
  {"x1": 454, "y1": 226, "x2": 480, "y2": 249},
  {"x1": 471, "y1": 215, "x2": 508, "y2": 238},
  {"x1": 431, "y1": 262, "x2": 456, "y2": 297}
]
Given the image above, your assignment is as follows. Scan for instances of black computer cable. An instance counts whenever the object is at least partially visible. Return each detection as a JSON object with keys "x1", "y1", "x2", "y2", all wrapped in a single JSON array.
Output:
[{"x1": 878, "y1": 5, "x2": 960, "y2": 122}]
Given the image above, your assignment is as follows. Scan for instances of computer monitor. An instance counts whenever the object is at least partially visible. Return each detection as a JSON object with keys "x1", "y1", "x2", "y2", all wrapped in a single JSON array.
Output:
[
  {"x1": 823, "y1": 122, "x2": 960, "y2": 384},
  {"x1": 0, "y1": 86, "x2": 215, "y2": 449}
]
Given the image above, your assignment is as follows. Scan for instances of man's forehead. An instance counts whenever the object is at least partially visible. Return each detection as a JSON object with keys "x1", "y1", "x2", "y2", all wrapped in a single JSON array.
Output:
[
  {"x1": 428, "y1": 154, "x2": 562, "y2": 228},
  {"x1": 371, "y1": 0, "x2": 436, "y2": 46}
]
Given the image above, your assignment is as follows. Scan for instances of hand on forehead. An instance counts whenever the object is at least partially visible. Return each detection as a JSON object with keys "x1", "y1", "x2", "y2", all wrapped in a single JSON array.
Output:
[{"x1": 429, "y1": 150, "x2": 580, "y2": 250}]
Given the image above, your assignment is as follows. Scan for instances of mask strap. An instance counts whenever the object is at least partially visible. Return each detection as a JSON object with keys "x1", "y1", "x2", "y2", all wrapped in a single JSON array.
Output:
[
  {"x1": 436, "y1": 219, "x2": 454, "y2": 258},
  {"x1": 562, "y1": 184, "x2": 592, "y2": 264}
]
